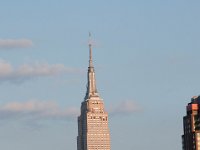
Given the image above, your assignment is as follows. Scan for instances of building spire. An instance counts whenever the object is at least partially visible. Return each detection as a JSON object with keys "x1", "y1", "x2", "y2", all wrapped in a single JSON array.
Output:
[
  {"x1": 88, "y1": 32, "x2": 93, "y2": 68},
  {"x1": 84, "y1": 33, "x2": 99, "y2": 100},
  {"x1": 89, "y1": 32, "x2": 93, "y2": 67}
]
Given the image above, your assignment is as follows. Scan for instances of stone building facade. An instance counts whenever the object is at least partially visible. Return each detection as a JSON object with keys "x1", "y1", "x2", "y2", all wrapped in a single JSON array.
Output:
[{"x1": 77, "y1": 44, "x2": 111, "y2": 150}]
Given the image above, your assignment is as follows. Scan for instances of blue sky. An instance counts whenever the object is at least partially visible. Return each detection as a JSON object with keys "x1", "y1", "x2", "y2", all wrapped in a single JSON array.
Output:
[{"x1": 0, "y1": 0, "x2": 200, "y2": 150}]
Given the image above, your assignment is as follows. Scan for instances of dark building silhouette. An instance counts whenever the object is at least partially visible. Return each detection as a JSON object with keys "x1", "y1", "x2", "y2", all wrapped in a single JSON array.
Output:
[{"x1": 182, "y1": 96, "x2": 200, "y2": 150}]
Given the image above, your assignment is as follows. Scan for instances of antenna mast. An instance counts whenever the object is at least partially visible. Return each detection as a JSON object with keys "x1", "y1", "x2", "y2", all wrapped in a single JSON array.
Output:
[{"x1": 89, "y1": 32, "x2": 93, "y2": 67}]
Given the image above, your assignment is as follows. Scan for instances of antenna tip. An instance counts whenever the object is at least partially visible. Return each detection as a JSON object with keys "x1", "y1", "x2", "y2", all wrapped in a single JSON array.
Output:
[{"x1": 88, "y1": 32, "x2": 92, "y2": 46}]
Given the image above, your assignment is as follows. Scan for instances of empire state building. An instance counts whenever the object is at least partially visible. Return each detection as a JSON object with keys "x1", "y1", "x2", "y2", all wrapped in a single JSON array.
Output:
[{"x1": 77, "y1": 43, "x2": 111, "y2": 150}]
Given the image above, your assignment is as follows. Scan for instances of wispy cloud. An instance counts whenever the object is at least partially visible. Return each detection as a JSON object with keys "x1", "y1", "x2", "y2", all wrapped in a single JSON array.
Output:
[
  {"x1": 0, "y1": 39, "x2": 33, "y2": 49},
  {"x1": 109, "y1": 100, "x2": 140, "y2": 115},
  {"x1": 0, "y1": 60, "x2": 80, "y2": 83},
  {"x1": 0, "y1": 101, "x2": 79, "y2": 121},
  {"x1": 0, "y1": 100, "x2": 140, "y2": 121},
  {"x1": 0, "y1": 100, "x2": 140, "y2": 129}
]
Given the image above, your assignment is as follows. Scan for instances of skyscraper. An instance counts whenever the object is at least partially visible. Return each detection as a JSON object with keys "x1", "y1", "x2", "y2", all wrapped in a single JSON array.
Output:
[
  {"x1": 77, "y1": 43, "x2": 111, "y2": 150},
  {"x1": 182, "y1": 96, "x2": 200, "y2": 150}
]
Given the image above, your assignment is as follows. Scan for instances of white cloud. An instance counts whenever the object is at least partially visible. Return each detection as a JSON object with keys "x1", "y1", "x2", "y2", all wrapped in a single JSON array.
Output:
[
  {"x1": 0, "y1": 39, "x2": 33, "y2": 49},
  {"x1": 109, "y1": 100, "x2": 140, "y2": 115},
  {"x1": 0, "y1": 100, "x2": 140, "y2": 127},
  {"x1": 0, "y1": 60, "x2": 79, "y2": 83},
  {"x1": 0, "y1": 101, "x2": 79, "y2": 120}
]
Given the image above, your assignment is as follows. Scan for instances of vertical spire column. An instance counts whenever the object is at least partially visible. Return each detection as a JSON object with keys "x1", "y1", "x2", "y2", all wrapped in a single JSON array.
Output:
[
  {"x1": 85, "y1": 34, "x2": 99, "y2": 100},
  {"x1": 89, "y1": 43, "x2": 93, "y2": 68}
]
